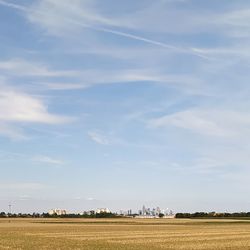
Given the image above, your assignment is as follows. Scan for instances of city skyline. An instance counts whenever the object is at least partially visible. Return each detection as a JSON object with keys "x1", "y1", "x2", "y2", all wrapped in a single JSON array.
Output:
[
  {"x1": 2, "y1": 204, "x2": 174, "y2": 217},
  {"x1": 1, "y1": 0, "x2": 250, "y2": 212}
]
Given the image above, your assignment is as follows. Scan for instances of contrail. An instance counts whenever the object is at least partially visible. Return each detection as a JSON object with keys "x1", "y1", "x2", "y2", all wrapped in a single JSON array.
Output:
[
  {"x1": 83, "y1": 25, "x2": 210, "y2": 59},
  {"x1": 0, "y1": 0, "x2": 209, "y2": 59},
  {"x1": 91, "y1": 27, "x2": 179, "y2": 51}
]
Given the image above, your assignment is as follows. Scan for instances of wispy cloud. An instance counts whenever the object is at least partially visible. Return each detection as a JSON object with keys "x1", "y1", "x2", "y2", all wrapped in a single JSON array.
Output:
[
  {"x1": 149, "y1": 109, "x2": 250, "y2": 137},
  {"x1": 0, "y1": 58, "x2": 78, "y2": 77},
  {"x1": 221, "y1": 9, "x2": 250, "y2": 37},
  {"x1": 88, "y1": 131, "x2": 110, "y2": 145},
  {"x1": 0, "y1": 57, "x2": 202, "y2": 93},
  {"x1": 0, "y1": 0, "x2": 28, "y2": 11},
  {"x1": 0, "y1": 123, "x2": 27, "y2": 140},
  {"x1": 37, "y1": 70, "x2": 202, "y2": 94},
  {"x1": 42, "y1": 82, "x2": 86, "y2": 90},
  {"x1": 0, "y1": 0, "x2": 208, "y2": 58},
  {"x1": 32, "y1": 155, "x2": 65, "y2": 166}
]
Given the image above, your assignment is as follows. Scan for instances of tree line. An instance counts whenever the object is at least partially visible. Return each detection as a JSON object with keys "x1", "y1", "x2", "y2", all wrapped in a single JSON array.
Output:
[{"x1": 175, "y1": 212, "x2": 250, "y2": 218}]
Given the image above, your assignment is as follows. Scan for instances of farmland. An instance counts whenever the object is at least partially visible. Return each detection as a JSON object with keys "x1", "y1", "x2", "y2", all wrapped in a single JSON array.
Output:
[{"x1": 1, "y1": 218, "x2": 250, "y2": 249}]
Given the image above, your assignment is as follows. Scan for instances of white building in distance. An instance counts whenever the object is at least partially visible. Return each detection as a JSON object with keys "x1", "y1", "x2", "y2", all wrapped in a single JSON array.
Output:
[
  {"x1": 96, "y1": 208, "x2": 110, "y2": 214},
  {"x1": 48, "y1": 209, "x2": 67, "y2": 216}
]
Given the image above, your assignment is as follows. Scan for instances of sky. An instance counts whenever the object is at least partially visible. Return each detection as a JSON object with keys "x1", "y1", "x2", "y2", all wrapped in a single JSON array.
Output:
[{"x1": 1, "y1": 0, "x2": 250, "y2": 213}]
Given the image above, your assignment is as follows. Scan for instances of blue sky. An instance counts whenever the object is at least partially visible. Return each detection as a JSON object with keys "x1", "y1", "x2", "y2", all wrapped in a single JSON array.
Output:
[{"x1": 1, "y1": 0, "x2": 250, "y2": 213}]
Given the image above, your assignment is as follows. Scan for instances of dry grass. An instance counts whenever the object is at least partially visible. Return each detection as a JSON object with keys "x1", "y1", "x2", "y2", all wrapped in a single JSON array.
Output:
[{"x1": 0, "y1": 218, "x2": 250, "y2": 249}]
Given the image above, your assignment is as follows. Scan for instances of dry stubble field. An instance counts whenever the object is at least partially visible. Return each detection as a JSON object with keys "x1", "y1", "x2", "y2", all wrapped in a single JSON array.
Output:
[{"x1": 0, "y1": 218, "x2": 250, "y2": 249}]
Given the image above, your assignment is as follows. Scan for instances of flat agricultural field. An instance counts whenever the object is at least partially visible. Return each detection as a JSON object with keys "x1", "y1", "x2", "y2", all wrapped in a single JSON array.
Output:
[{"x1": 1, "y1": 218, "x2": 250, "y2": 249}]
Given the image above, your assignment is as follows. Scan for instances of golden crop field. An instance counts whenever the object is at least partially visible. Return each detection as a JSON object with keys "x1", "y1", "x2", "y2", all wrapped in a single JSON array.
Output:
[{"x1": 1, "y1": 218, "x2": 250, "y2": 249}]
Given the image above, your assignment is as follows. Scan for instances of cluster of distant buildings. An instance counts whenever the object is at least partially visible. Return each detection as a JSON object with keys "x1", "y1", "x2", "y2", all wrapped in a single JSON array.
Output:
[
  {"x1": 48, "y1": 206, "x2": 174, "y2": 218},
  {"x1": 119, "y1": 205, "x2": 174, "y2": 218},
  {"x1": 48, "y1": 208, "x2": 111, "y2": 216},
  {"x1": 137, "y1": 205, "x2": 174, "y2": 218},
  {"x1": 96, "y1": 208, "x2": 111, "y2": 214},
  {"x1": 48, "y1": 209, "x2": 67, "y2": 216}
]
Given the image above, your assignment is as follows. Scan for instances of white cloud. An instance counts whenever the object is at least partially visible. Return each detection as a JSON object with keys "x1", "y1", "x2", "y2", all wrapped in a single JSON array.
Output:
[
  {"x1": 149, "y1": 110, "x2": 227, "y2": 136},
  {"x1": 203, "y1": 6, "x2": 250, "y2": 39},
  {"x1": 0, "y1": 83, "x2": 72, "y2": 139},
  {"x1": 2, "y1": 0, "x2": 250, "y2": 54},
  {"x1": 32, "y1": 155, "x2": 65, "y2": 165},
  {"x1": 43, "y1": 82, "x2": 86, "y2": 90},
  {"x1": 41, "y1": 70, "x2": 202, "y2": 93},
  {"x1": 0, "y1": 57, "x2": 202, "y2": 93},
  {"x1": 221, "y1": 9, "x2": 250, "y2": 37},
  {"x1": 0, "y1": 58, "x2": 78, "y2": 77},
  {"x1": 88, "y1": 131, "x2": 110, "y2": 145},
  {"x1": 27, "y1": 0, "x2": 119, "y2": 34},
  {"x1": 0, "y1": 86, "x2": 70, "y2": 124},
  {"x1": 149, "y1": 109, "x2": 250, "y2": 137}
]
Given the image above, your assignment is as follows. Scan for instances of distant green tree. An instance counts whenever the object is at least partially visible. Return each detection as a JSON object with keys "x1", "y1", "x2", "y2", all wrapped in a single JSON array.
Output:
[{"x1": 0, "y1": 212, "x2": 6, "y2": 218}]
